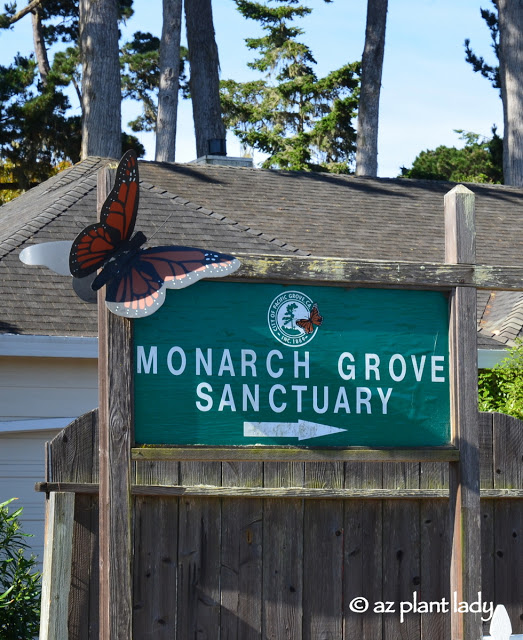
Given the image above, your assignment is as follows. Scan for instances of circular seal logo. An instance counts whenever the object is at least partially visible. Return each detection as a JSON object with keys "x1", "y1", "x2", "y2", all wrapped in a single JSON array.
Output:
[{"x1": 267, "y1": 290, "x2": 322, "y2": 347}]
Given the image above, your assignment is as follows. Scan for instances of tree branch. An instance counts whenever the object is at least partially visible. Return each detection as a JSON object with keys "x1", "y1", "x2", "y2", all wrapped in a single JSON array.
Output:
[{"x1": 6, "y1": 0, "x2": 43, "y2": 26}]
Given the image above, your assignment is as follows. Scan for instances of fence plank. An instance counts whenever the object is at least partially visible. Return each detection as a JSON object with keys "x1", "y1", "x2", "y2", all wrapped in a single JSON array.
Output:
[
  {"x1": 39, "y1": 492, "x2": 75, "y2": 640},
  {"x1": 50, "y1": 410, "x2": 98, "y2": 483},
  {"x1": 493, "y1": 500, "x2": 523, "y2": 635},
  {"x1": 303, "y1": 463, "x2": 344, "y2": 640},
  {"x1": 420, "y1": 461, "x2": 451, "y2": 640},
  {"x1": 263, "y1": 462, "x2": 304, "y2": 639},
  {"x1": 133, "y1": 496, "x2": 178, "y2": 639},
  {"x1": 493, "y1": 413, "x2": 523, "y2": 490},
  {"x1": 382, "y1": 464, "x2": 421, "y2": 640},
  {"x1": 344, "y1": 462, "x2": 383, "y2": 640},
  {"x1": 480, "y1": 413, "x2": 495, "y2": 638},
  {"x1": 221, "y1": 461, "x2": 263, "y2": 640},
  {"x1": 177, "y1": 461, "x2": 222, "y2": 639}
]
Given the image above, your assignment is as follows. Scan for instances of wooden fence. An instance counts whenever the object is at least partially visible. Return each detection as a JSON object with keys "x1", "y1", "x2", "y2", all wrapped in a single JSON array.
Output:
[{"x1": 38, "y1": 409, "x2": 522, "y2": 639}]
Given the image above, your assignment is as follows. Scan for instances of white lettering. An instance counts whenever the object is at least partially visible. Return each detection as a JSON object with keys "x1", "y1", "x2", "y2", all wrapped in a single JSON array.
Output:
[
  {"x1": 136, "y1": 345, "x2": 157, "y2": 374},
  {"x1": 312, "y1": 386, "x2": 329, "y2": 414},
  {"x1": 196, "y1": 382, "x2": 213, "y2": 411},
  {"x1": 389, "y1": 354, "x2": 406, "y2": 382},
  {"x1": 267, "y1": 350, "x2": 284, "y2": 378},
  {"x1": 242, "y1": 384, "x2": 259, "y2": 411},
  {"x1": 218, "y1": 349, "x2": 235, "y2": 376},
  {"x1": 356, "y1": 387, "x2": 372, "y2": 414},
  {"x1": 431, "y1": 356, "x2": 445, "y2": 382},
  {"x1": 218, "y1": 384, "x2": 236, "y2": 411},
  {"x1": 377, "y1": 387, "x2": 393, "y2": 414},
  {"x1": 365, "y1": 353, "x2": 380, "y2": 380},
  {"x1": 411, "y1": 354, "x2": 426, "y2": 381},
  {"x1": 338, "y1": 352, "x2": 355, "y2": 380},
  {"x1": 294, "y1": 351, "x2": 310, "y2": 379},
  {"x1": 196, "y1": 348, "x2": 212, "y2": 376},
  {"x1": 167, "y1": 346, "x2": 186, "y2": 376},
  {"x1": 269, "y1": 384, "x2": 286, "y2": 412},
  {"x1": 334, "y1": 387, "x2": 351, "y2": 413},
  {"x1": 292, "y1": 385, "x2": 307, "y2": 412},
  {"x1": 241, "y1": 349, "x2": 257, "y2": 377}
]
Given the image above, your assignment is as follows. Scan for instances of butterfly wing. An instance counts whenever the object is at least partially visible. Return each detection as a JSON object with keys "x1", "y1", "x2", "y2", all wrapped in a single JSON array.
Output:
[
  {"x1": 296, "y1": 318, "x2": 314, "y2": 334},
  {"x1": 296, "y1": 304, "x2": 323, "y2": 334},
  {"x1": 105, "y1": 246, "x2": 240, "y2": 317},
  {"x1": 69, "y1": 150, "x2": 139, "y2": 278},
  {"x1": 310, "y1": 303, "x2": 323, "y2": 327},
  {"x1": 20, "y1": 241, "x2": 73, "y2": 276}
]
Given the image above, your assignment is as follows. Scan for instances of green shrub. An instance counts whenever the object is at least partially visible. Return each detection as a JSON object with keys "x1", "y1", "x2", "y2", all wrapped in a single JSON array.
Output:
[
  {"x1": 0, "y1": 498, "x2": 41, "y2": 639},
  {"x1": 478, "y1": 339, "x2": 523, "y2": 419}
]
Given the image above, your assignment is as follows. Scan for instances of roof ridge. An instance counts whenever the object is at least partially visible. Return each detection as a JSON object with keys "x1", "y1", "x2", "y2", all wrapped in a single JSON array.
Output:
[
  {"x1": 0, "y1": 171, "x2": 98, "y2": 260},
  {"x1": 140, "y1": 180, "x2": 311, "y2": 256}
]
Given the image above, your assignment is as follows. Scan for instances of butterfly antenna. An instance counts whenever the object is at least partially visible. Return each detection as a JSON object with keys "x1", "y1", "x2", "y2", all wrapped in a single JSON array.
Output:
[{"x1": 146, "y1": 209, "x2": 177, "y2": 244}]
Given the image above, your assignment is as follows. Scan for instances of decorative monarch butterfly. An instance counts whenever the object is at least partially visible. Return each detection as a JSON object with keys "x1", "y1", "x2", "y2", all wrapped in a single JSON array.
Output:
[
  {"x1": 296, "y1": 303, "x2": 323, "y2": 334},
  {"x1": 68, "y1": 150, "x2": 240, "y2": 317}
]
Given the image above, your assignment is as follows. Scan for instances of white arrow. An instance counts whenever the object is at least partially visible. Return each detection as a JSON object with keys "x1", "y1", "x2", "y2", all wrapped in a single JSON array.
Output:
[{"x1": 244, "y1": 420, "x2": 347, "y2": 441}]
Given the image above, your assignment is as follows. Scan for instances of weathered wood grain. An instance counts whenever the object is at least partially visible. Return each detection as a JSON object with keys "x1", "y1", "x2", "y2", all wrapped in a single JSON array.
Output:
[
  {"x1": 382, "y1": 462, "x2": 421, "y2": 640},
  {"x1": 39, "y1": 492, "x2": 75, "y2": 640},
  {"x1": 68, "y1": 490, "x2": 99, "y2": 637},
  {"x1": 263, "y1": 461, "x2": 304, "y2": 639},
  {"x1": 97, "y1": 167, "x2": 134, "y2": 640},
  {"x1": 420, "y1": 500, "x2": 451, "y2": 640},
  {"x1": 132, "y1": 446, "x2": 460, "y2": 463},
  {"x1": 133, "y1": 496, "x2": 178, "y2": 639},
  {"x1": 446, "y1": 185, "x2": 482, "y2": 640},
  {"x1": 492, "y1": 413, "x2": 523, "y2": 634},
  {"x1": 232, "y1": 253, "x2": 523, "y2": 291},
  {"x1": 177, "y1": 461, "x2": 221, "y2": 639},
  {"x1": 493, "y1": 413, "x2": 523, "y2": 490},
  {"x1": 344, "y1": 462, "x2": 383, "y2": 640},
  {"x1": 303, "y1": 463, "x2": 344, "y2": 640},
  {"x1": 493, "y1": 500, "x2": 523, "y2": 634},
  {"x1": 49, "y1": 410, "x2": 98, "y2": 483},
  {"x1": 221, "y1": 461, "x2": 263, "y2": 639}
]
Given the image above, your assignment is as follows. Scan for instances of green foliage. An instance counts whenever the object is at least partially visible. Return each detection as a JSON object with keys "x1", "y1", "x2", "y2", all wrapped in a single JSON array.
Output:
[
  {"x1": 478, "y1": 339, "x2": 523, "y2": 419},
  {"x1": 121, "y1": 31, "x2": 188, "y2": 134},
  {"x1": 464, "y1": 0, "x2": 500, "y2": 93},
  {"x1": 0, "y1": 498, "x2": 41, "y2": 639},
  {"x1": 221, "y1": 0, "x2": 359, "y2": 172},
  {"x1": 400, "y1": 128, "x2": 503, "y2": 183},
  {"x1": 0, "y1": 54, "x2": 81, "y2": 191}
]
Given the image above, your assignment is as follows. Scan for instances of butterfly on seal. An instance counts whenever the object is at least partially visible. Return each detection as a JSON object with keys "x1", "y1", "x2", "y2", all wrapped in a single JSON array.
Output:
[
  {"x1": 295, "y1": 303, "x2": 323, "y2": 334},
  {"x1": 68, "y1": 150, "x2": 240, "y2": 318}
]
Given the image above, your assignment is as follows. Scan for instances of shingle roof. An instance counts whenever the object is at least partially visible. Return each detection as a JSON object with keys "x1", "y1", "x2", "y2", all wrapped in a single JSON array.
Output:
[{"x1": 1, "y1": 156, "x2": 522, "y2": 343}]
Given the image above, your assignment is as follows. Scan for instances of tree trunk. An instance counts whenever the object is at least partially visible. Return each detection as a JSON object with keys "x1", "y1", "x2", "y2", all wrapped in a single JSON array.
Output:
[
  {"x1": 355, "y1": 0, "x2": 388, "y2": 177},
  {"x1": 31, "y1": 6, "x2": 50, "y2": 87},
  {"x1": 155, "y1": 0, "x2": 183, "y2": 162},
  {"x1": 79, "y1": 0, "x2": 121, "y2": 159},
  {"x1": 498, "y1": 0, "x2": 523, "y2": 186},
  {"x1": 185, "y1": 0, "x2": 226, "y2": 159}
]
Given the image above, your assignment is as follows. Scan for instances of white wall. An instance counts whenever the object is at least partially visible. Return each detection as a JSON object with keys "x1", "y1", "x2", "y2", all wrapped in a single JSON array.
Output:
[{"x1": 0, "y1": 354, "x2": 98, "y2": 565}]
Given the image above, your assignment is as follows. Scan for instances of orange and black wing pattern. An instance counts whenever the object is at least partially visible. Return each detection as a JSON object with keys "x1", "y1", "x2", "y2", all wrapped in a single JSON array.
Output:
[
  {"x1": 296, "y1": 303, "x2": 323, "y2": 334},
  {"x1": 105, "y1": 246, "x2": 240, "y2": 317},
  {"x1": 69, "y1": 150, "x2": 139, "y2": 278}
]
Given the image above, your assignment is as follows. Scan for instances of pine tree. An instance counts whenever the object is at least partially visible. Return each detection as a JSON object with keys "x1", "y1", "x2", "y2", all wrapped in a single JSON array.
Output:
[{"x1": 221, "y1": 0, "x2": 359, "y2": 172}]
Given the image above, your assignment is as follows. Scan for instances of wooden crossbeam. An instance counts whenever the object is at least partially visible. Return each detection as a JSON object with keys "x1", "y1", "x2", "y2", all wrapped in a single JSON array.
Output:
[{"x1": 233, "y1": 254, "x2": 523, "y2": 291}]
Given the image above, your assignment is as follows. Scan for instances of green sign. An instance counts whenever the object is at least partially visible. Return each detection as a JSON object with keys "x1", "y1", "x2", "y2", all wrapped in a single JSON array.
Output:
[{"x1": 134, "y1": 282, "x2": 450, "y2": 447}]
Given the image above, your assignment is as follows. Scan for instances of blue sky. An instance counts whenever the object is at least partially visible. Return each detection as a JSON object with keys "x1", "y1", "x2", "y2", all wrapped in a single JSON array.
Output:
[{"x1": 1, "y1": 0, "x2": 502, "y2": 177}]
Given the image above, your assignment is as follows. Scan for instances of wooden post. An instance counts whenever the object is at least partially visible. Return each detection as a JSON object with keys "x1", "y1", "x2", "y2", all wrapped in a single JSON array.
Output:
[
  {"x1": 445, "y1": 185, "x2": 482, "y2": 640},
  {"x1": 39, "y1": 492, "x2": 75, "y2": 640},
  {"x1": 98, "y1": 166, "x2": 134, "y2": 639}
]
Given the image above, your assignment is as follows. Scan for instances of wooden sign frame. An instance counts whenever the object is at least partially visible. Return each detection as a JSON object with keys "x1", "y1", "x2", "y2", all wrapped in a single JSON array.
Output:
[{"x1": 96, "y1": 169, "x2": 519, "y2": 639}]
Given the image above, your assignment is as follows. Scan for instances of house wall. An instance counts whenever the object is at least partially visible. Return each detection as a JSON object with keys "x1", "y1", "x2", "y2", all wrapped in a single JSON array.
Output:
[{"x1": 0, "y1": 355, "x2": 97, "y2": 565}]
